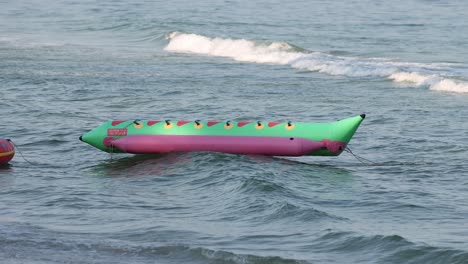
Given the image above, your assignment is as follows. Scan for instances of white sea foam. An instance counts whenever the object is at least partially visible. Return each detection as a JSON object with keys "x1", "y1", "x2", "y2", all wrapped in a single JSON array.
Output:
[
  {"x1": 388, "y1": 72, "x2": 468, "y2": 93},
  {"x1": 389, "y1": 72, "x2": 438, "y2": 86},
  {"x1": 165, "y1": 32, "x2": 302, "y2": 64},
  {"x1": 165, "y1": 32, "x2": 468, "y2": 94},
  {"x1": 430, "y1": 79, "x2": 468, "y2": 93},
  {"x1": 290, "y1": 54, "x2": 397, "y2": 77}
]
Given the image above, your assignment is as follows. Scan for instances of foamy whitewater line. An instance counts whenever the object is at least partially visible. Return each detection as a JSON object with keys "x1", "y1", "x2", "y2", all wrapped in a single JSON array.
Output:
[{"x1": 165, "y1": 32, "x2": 468, "y2": 94}]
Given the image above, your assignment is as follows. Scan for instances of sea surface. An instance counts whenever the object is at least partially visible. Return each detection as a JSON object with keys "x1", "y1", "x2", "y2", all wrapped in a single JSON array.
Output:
[{"x1": 1, "y1": 0, "x2": 468, "y2": 263}]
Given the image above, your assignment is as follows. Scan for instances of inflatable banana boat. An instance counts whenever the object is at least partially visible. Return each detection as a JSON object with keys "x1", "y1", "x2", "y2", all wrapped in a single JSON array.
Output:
[
  {"x1": 80, "y1": 115, "x2": 365, "y2": 157},
  {"x1": 0, "y1": 138, "x2": 15, "y2": 164}
]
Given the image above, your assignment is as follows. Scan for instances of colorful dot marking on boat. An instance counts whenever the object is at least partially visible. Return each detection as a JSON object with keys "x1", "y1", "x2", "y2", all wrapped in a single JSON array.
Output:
[
  {"x1": 134, "y1": 122, "x2": 143, "y2": 129},
  {"x1": 224, "y1": 123, "x2": 233, "y2": 130}
]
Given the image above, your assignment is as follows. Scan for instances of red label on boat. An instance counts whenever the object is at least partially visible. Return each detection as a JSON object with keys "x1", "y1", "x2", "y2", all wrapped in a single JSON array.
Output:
[{"x1": 107, "y1": 128, "x2": 127, "y2": 136}]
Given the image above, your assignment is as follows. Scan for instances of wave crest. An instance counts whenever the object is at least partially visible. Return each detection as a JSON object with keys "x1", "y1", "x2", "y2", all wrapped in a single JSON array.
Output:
[
  {"x1": 165, "y1": 32, "x2": 303, "y2": 64},
  {"x1": 165, "y1": 32, "x2": 468, "y2": 94},
  {"x1": 430, "y1": 79, "x2": 468, "y2": 93},
  {"x1": 390, "y1": 72, "x2": 468, "y2": 93},
  {"x1": 389, "y1": 72, "x2": 438, "y2": 86}
]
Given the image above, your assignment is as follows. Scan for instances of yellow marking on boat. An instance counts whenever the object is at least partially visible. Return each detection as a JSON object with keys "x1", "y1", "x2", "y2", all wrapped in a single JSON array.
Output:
[{"x1": 0, "y1": 150, "x2": 14, "y2": 157}]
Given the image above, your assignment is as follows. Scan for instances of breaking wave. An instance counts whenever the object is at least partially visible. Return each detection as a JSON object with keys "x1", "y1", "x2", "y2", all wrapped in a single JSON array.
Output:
[{"x1": 165, "y1": 32, "x2": 468, "y2": 94}]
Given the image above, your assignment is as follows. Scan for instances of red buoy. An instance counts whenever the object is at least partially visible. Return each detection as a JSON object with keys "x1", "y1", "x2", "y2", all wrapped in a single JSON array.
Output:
[{"x1": 0, "y1": 138, "x2": 15, "y2": 164}]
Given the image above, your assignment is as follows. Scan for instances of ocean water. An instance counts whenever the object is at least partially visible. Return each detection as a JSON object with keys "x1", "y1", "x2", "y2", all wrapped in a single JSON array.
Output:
[{"x1": 1, "y1": 0, "x2": 468, "y2": 263}]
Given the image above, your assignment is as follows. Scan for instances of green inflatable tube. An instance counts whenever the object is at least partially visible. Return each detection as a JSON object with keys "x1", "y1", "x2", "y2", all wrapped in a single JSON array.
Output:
[{"x1": 80, "y1": 114, "x2": 365, "y2": 157}]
